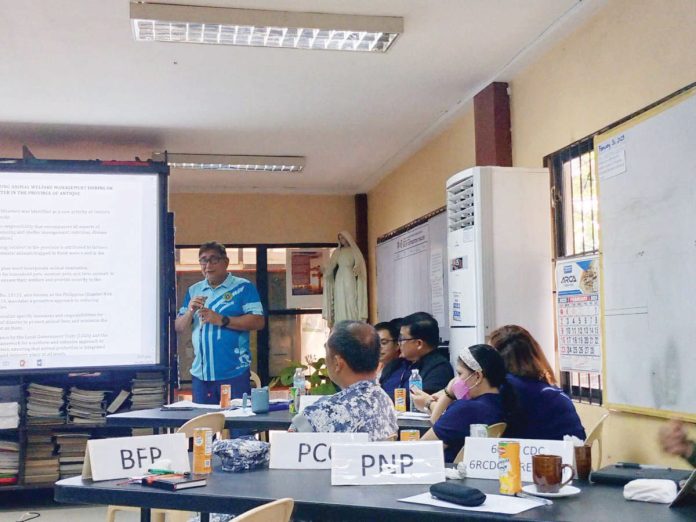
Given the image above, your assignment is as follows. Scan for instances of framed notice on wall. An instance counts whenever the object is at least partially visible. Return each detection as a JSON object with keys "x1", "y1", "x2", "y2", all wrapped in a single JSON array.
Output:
[
  {"x1": 555, "y1": 254, "x2": 602, "y2": 373},
  {"x1": 285, "y1": 249, "x2": 329, "y2": 309}
]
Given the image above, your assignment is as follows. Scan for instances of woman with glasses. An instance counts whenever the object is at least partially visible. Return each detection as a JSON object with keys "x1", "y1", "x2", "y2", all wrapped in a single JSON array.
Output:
[
  {"x1": 419, "y1": 344, "x2": 522, "y2": 462},
  {"x1": 488, "y1": 325, "x2": 585, "y2": 441}
]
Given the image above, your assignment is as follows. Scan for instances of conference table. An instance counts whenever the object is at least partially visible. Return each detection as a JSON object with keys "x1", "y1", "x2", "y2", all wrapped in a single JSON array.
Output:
[
  {"x1": 106, "y1": 407, "x2": 432, "y2": 433},
  {"x1": 54, "y1": 461, "x2": 696, "y2": 522}
]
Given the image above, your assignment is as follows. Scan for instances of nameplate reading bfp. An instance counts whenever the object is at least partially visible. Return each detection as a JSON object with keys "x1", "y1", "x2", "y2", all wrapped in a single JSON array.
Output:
[
  {"x1": 269, "y1": 432, "x2": 369, "y2": 469},
  {"x1": 82, "y1": 433, "x2": 190, "y2": 481},
  {"x1": 331, "y1": 441, "x2": 446, "y2": 485},
  {"x1": 462, "y1": 437, "x2": 573, "y2": 482}
]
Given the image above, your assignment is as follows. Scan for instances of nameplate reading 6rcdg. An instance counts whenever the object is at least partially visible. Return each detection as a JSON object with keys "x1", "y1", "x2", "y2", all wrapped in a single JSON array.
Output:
[
  {"x1": 462, "y1": 437, "x2": 574, "y2": 482},
  {"x1": 269, "y1": 432, "x2": 369, "y2": 469},
  {"x1": 330, "y1": 441, "x2": 446, "y2": 485},
  {"x1": 82, "y1": 433, "x2": 190, "y2": 481}
]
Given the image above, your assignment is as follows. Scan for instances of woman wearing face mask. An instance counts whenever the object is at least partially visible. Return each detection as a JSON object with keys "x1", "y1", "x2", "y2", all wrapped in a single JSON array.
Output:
[{"x1": 419, "y1": 344, "x2": 523, "y2": 462}]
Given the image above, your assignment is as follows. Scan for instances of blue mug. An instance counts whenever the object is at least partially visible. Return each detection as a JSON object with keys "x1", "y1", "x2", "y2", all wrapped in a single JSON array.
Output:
[{"x1": 251, "y1": 386, "x2": 269, "y2": 413}]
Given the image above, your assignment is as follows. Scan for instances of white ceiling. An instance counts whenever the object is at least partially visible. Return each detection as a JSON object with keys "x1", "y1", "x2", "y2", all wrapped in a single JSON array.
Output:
[{"x1": 0, "y1": 0, "x2": 600, "y2": 194}]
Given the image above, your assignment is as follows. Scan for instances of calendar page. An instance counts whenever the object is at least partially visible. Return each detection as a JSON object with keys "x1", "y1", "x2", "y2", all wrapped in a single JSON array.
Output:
[{"x1": 556, "y1": 255, "x2": 602, "y2": 373}]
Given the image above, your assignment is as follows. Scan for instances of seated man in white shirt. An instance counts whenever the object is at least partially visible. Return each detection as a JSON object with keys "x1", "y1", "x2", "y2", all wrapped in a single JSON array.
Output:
[{"x1": 290, "y1": 320, "x2": 398, "y2": 441}]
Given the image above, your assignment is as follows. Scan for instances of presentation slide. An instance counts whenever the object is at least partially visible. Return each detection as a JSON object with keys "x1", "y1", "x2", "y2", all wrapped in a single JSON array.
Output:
[{"x1": 0, "y1": 170, "x2": 161, "y2": 372}]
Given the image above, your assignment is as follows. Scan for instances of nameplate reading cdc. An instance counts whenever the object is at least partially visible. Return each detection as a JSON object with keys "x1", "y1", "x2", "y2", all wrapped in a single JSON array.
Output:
[{"x1": 462, "y1": 437, "x2": 573, "y2": 482}]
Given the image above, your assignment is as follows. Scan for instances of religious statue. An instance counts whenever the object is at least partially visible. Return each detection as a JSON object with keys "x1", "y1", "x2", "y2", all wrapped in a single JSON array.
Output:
[{"x1": 322, "y1": 231, "x2": 368, "y2": 327}]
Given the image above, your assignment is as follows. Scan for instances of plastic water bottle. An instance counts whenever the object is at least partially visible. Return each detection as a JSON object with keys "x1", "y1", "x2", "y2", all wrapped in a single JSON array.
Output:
[
  {"x1": 293, "y1": 368, "x2": 305, "y2": 396},
  {"x1": 408, "y1": 369, "x2": 423, "y2": 412}
]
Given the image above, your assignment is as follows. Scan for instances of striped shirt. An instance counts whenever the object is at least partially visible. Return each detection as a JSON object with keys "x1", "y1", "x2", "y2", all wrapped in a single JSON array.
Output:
[{"x1": 179, "y1": 274, "x2": 263, "y2": 381}]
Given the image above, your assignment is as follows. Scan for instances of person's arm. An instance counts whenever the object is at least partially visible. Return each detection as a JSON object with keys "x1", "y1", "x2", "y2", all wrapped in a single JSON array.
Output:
[
  {"x1": 174, "y1": 294, "x2": 205, "y2": 333},
  {"x1": 659, "y1": 420, "x2": 696, "y2": 466},
  {"x1": 198, "y1": 309, "x2": 265, "y2": 331}
]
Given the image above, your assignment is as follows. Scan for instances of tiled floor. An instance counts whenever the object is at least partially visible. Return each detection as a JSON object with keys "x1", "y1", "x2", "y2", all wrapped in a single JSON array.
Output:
[{"x1": 0, "y1": 493, "x2": 140, "y2": 522}]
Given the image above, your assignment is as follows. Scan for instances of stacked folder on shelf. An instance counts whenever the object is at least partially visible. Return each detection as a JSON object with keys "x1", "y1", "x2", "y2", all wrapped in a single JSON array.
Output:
[
  {"x1": 130, "y1": 372, "x2": 166, "y2": 410},
  {"x1": 54, "y1": 431, "x2": 90, "y2": 479},
  {"x1": 0, "y1": 439, "x2": 20, "y2": 486},
  {"x1": 67, "y1": 387, "x2": 108, "y2": 425},
  {"x1": 24, "y1": 431, "x2": 58, "y2": 484},
  {"x1": 26, "y1": 383, "x2": 65, "y2": 425}
]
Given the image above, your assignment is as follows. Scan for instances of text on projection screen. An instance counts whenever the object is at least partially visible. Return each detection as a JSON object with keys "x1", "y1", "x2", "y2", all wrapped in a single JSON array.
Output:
[{"x1": 0, "y1": 171, "x2": 159, "y2": 371}]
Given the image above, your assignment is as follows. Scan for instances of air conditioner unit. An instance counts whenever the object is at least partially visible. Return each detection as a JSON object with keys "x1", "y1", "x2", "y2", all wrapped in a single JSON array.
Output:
[{"x1": 446, "y1": 166, "x2": 554, "y2": 368}]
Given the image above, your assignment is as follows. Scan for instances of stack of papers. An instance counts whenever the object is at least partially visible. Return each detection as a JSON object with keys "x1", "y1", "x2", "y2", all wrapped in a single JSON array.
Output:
[
  {"x1": 26, "y1": 431, "x2": 56, "y2": 460},
  {"x1": 26, "y1": 383, "x2": 65, "y2": 425},
  {"x1": 0, "y1": 385, "x2": 21, "y2": 429},
  {"x1": 0, "y1": 402, "x2": 20, "y2": 429},
  {"x1": 24, "y1": 431, "x2": 59, "y2": 484},
  {"x1": 67, "y1": 387, "x2": 107, "y2": 425},
  {"x1": 0, "y1": 439, "x2": 20, "y2": 485},
  {"x1": 131, "y1": 372, "x2": 166, "y2": 410},
  {"x1": 54, "y1": 431, "x2": 90, "y2": 479}
]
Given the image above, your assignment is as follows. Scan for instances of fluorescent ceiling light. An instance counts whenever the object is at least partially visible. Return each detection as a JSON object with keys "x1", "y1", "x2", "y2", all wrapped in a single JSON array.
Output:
[
  {"x1": 153, "y1": 152, "x2": 305, "y2": 173},
  {"x1": 130, "y1": 2, "x2": 402, "y2": 53}
]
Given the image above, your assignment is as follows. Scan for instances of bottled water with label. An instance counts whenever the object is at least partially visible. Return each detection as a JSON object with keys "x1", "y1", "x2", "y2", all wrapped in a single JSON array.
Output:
[{"x1": 408, "y1": 369, "x2": 423, "y2": 412}]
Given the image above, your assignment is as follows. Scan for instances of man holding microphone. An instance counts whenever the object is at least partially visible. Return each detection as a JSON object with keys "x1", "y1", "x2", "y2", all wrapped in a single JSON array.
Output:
[{"x1": 175, "y1": 241, "x2": 265, "y2": 404}]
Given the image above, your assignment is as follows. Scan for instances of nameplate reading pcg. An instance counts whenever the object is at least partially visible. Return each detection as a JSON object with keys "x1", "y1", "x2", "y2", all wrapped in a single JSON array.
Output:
[
  {"x1": 331, "y1": 441, "x2": 446, "y2": 485},
  {"x1": 269, "y1": 432, "x2": 369, "y2": 469},
  {"x1": 82, "y1": 433, "x2": 190, "y2": 481}
]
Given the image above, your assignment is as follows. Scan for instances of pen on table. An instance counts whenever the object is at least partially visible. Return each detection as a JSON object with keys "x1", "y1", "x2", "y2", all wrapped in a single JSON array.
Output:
[
  {"x1": 148, "y1": 468, "x2": 189, "y2": 475},
  {"x1": 516, "y1": 492, "x2": 553, "y2": 505}
]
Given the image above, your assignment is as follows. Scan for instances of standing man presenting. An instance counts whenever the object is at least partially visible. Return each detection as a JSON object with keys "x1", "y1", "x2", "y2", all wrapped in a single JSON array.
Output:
[{"x1": 175, "y1": 241, "x2": 265, "y2": 404}]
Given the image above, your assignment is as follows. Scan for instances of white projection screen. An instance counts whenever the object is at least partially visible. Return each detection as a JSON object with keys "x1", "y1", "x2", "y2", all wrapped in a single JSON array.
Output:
[{"x1": 0, "y1": 163, "x2": 168, "y2": 373}]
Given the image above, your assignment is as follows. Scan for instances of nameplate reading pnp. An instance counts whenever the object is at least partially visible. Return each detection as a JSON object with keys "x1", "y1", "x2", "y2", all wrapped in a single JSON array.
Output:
[
  {"x1": 331, "y1": 441, "x2": 446, "y2": 485},
  {"x1": 82, "y1": 433, "x2": 190, "y2": 481},
  {"x1": 462, "y1": 437, "x2": 573, "y2": 482},
  {"x1": 269, "y1": 432, "x2": 369, "y2": 469}
]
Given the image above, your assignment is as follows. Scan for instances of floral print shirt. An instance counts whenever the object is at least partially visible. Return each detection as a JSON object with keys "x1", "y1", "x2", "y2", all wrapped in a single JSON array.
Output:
[{"x1": 291, "y1": 379, "x2": 398, "y2": 441}]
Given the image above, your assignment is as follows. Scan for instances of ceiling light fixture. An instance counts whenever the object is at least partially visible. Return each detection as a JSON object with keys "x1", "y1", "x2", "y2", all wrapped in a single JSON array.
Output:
[
  {"x1": 130, "y1": 2, "x2": 402, "y2": 53},
  {"x1": 153, "y1": 152, "x2": 305, "y2": 173}
]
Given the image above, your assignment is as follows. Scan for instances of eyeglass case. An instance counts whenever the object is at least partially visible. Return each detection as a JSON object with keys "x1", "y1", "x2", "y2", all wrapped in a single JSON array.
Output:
[{"x1": 429, "y1": 481, "x2": 487, "y2": 506}]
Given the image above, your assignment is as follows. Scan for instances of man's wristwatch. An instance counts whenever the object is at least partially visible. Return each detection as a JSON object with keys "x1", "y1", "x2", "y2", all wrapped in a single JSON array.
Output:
[{"x1": 220, "y1": 316, "x2": 230, "y2": 328}]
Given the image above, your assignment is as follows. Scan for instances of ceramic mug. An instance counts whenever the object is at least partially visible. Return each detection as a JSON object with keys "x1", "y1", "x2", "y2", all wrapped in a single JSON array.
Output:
[
  {"x1": 251, "y1": 386, "x2": 270, "y2": 414},
  {"x1": 532, "y1": 454, "x2": 574, "y2": 493}
]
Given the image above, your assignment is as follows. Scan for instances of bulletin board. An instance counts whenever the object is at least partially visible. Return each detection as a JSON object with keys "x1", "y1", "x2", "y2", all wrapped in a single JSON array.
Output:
[
  {"x1": 597, "y1": 84, "x2": 696, "y2": 420},
  {"x1": 376, "y1": 209, "x2": 449, "y2": 342}
]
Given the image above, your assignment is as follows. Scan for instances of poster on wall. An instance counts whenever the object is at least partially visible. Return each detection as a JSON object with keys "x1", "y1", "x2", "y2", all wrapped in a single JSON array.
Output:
[
  {"x1": 285, "y1": 249, "x2": 328, "y2": 309},
  {"x1": 556, "y1": 255, "x2": 602, "y2": 373}
]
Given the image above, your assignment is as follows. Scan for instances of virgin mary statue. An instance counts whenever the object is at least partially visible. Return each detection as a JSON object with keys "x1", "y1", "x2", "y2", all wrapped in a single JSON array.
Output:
[{"x1": 322, "y1": 231, "x2": 368, "y2": 327}]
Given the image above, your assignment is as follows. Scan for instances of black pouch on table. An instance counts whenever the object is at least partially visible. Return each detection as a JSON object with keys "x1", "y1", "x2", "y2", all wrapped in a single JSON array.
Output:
[{"x1": 429, "y1": 481, "x2": 486, "y2": 506}]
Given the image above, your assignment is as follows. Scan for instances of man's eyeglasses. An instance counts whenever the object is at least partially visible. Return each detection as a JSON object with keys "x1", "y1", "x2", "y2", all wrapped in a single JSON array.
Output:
[
  {"x1": 397, "y1": 337, "x2": 417, "y2": 344},
  {"x1": 380, "y1": 338, "x2": 396, "y2": 346},
  {"x1": 199, "y1": 255, "x2": 224, "y2": 266}
]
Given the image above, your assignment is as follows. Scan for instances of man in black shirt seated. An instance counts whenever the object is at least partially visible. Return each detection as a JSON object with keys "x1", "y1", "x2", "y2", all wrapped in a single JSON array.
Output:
[{"x1": 380, "y1": 312, "x2": 453, "y2": 409}]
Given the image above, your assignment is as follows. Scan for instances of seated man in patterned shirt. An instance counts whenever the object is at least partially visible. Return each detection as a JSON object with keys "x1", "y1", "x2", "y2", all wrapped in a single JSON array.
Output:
[{"x1": 290, "y1": 320, "x2": 398, "y2": 441}]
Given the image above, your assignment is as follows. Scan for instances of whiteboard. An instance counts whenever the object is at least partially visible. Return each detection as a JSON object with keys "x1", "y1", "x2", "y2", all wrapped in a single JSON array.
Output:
[
  {"x1": 597, "y1": 86, "x2": 696, "y2": 419},
  {"x1": 376, "y1": 211, "x2": 449, "y2": 341}
]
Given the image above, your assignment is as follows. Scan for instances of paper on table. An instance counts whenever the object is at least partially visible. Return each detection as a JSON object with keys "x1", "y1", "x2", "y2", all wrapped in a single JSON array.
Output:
[
  {"x1": 222, "y1": 409, "x2": 255, "y2": 418},
  {"x1": 399, "y1": 492, "x2": 545, "y2": 515},
  {"x1": 396, "y1": 411, "x2": 431, "y2": 419},
  {"x1": 163, "y1": 401, "x2": 221, "y2": 410}
]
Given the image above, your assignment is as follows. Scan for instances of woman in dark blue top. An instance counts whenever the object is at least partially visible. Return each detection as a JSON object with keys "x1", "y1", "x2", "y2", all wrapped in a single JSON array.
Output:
[
  {"x1": 489, "y1": 325, "x2": 586, "y2": 441},
  {"x1": 418, "y1": 344, "x2": 522, "y2": 462}
]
